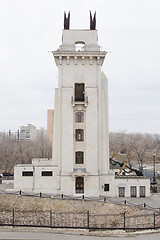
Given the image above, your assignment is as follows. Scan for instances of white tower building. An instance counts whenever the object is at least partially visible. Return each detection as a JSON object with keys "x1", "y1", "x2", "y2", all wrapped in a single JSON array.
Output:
[
  {"x1": 52, "y1": 28, "x2": 109, "y2": 196},
  {"x1": 14, "y1": 13, "x2": 150, "y2": 197}
]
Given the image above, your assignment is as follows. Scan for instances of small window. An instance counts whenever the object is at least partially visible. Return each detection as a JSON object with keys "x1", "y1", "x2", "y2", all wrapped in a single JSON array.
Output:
[
  {"x1": 75, "y1": 83, "x2": 84, "y2": 101},
  {"x1": 75, "y1": 152, "x2": 84, "y2": 164},
  {"x1": 140, "y1": 186, "x2": 146, "y2": 197},
  {"x1": 75, "y1": 129, "x2": 84, "y2": 141},
  {"x1": 75, "y1": 112, "x2": 84, "y2": 123},
  {"x1": 41, "y1": 171, "x2": 53, "y2": 176},
  {"x1": 75, "y1": 43, "x2": 85, "y2": 52},
  {"x1": 119, "y1": 187, "x2": 125, "y2": 197},
  {"x1": 104, "y1": 184, "x2": 109, "y2": 191},
  {"x1": 130, "y1": 186, "x2": 137, "y2": 197},
  {"x1": 76, "y1": 177, "x2": 84, "y2": 193},
  {"x1": 22, "y1": 171, "x2": 33, "y2": 176}
]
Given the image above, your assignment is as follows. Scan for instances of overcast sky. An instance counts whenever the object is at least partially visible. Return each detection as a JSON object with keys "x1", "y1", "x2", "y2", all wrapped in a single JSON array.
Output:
[{"x1": 0, "y1": 0, "x2": 160, "y2": 134}]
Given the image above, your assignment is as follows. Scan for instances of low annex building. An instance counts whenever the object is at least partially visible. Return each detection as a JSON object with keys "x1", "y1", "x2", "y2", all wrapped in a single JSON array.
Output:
[{"x1": 14, "y1": 13, "x2": 150, "y2": 198}]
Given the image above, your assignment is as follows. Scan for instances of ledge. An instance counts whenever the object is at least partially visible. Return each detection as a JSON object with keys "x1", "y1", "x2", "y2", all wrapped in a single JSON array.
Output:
[{"x1": 115, "y1": 175, "x2": 150, "y2": 179}]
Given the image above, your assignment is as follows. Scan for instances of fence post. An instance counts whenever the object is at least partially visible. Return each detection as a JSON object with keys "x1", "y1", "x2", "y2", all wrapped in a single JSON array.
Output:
[
  {"x1": 154, "y1": 212, "x2": 156, "y2": 229},
  {"x1": 50, "y1": 210, "x2": 52, "y2": 227},
  {"x1": 87, "y1": 210, "x2": 90, "y2": 229},
  {"x1": 12, "y1": 208, "x2": 14, "y2": 227},
  {"x1": 124, "y1": 211, "x2": 126, "y2": 230}
]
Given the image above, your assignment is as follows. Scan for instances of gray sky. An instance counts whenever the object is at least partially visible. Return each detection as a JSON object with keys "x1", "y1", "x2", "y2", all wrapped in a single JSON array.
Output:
[{"x1": 0, "y1": 0, "x2": 160, "y2": 134}]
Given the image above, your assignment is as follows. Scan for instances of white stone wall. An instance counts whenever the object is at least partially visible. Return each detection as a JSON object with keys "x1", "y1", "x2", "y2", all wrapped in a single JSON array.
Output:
[
  {"x1": 14, "y1": 166, "x2": 34, "y2": 190},
  {"x1": 14, "y1": 163, "x2": 58, "y2": 193}
]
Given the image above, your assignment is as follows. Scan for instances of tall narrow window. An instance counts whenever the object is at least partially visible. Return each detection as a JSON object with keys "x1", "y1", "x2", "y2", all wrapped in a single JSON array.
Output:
[
  {"x1": 130, "y1": 186, "x2": 137, "y2": 197},
  {"x1": 75, "y1": 152, "x2": 84, "y2": 164},
  {"x1": 140, "y1": 186, "x2": 146, "y2": 197},
  {"x1": 75, "y1": 112, "x2": 84, "y2": 123},
  {"x1": 75, "y1": 83, "x2": 84, "y2": 101},
  {"x1": 76, "y1": 177, "x2": 84, "y2": 193},
  {"x1": 75, "y1": 129, "x2": 84, "y2": 141}
]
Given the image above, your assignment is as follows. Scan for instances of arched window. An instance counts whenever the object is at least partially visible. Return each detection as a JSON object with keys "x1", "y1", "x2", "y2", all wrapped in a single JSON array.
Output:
[
  {"x1": 75, "y1": 151, "x2": 84, "y2": 164},
  {"x1": 75, "y1": 42, "x2": 85, "y2": 51},
  {"x1": 75, "y1": 129, "x2": 84, "y2": 141},
  {"x1": 75, "y1": 112, "x2": 84, "y2": 122},
  {"x1": 76, "y1": 177, "x2": 84, "y2": 193}
]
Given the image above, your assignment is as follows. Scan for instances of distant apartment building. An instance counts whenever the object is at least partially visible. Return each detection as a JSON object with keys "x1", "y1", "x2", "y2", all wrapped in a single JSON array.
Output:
[
  {"x1": 20, "y1": 124, "x2": 47, "y2": 141},
  {"x1": 47, "y1": 110, "x2": 54, "y2": 143},
  {"x1": 20, "y1": 124, "x2": 37, "y2": 141}
]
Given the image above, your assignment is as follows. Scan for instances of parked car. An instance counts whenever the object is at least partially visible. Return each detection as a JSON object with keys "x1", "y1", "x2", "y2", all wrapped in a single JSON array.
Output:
[{"x1": 0, "y1": 172, "x2": 14, "y2": 177}]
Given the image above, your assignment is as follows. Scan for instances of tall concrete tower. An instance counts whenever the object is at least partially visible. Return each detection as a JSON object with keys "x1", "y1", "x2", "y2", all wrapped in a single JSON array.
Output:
[
  {"x1": 14, "y1": 13, "x2": 150, "y2": 198},
  {"x1": 52, "y1": 14, "x2": 109, "y2": 196}
]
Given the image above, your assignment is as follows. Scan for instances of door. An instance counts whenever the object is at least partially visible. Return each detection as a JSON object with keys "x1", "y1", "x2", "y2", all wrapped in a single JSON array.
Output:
[{"x1": 75, "y1": 177, "x2": 84, "y2": 193}]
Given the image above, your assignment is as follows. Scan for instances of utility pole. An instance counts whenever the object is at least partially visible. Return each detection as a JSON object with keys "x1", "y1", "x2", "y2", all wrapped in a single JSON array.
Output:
[
  {"x1": 153, "y1": 154, "x2": 156, "y2": 184},
  {"x1": 17, "y1": 129, "x2": 20, "y2": 141}
]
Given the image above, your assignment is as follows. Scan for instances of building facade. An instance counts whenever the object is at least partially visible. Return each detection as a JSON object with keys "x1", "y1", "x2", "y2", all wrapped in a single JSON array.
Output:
[
  {"x1": 14, "y1": 16, "x2": 150, "y2": 197},
  {"x1": 20, "y1": 124, "x2": 37, "y2": 141},
  {"x1": 52, "y1": 29, "x2": 110, "y2": 196}
]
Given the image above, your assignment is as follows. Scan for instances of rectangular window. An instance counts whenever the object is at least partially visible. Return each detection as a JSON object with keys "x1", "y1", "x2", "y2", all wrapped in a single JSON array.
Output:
[
  {"x1": 75, "y1": 152, "x2": 84, "y2": 164},
  {"x1": 22, "y1": 171, "x2": 33, "y2": 176},
  {"x1": 75, "y1": 112, "x2": 84, "y2": 123},
  {"x1": 140, "y1": 186, "x2": 146, "y2": 197},
  {"x1": 41, "y1": 171, "x2": 53, "y2": 176},
  {"x1": 104, "y1": 184, "x2": 109, "y2": 191},
  {"x1": 119, "y1": 187, "x2": 125, "y2": 197},
  {"x1": 130, "y1": 186, "x2": 137, "y2": 197},
  {"x1": 75, "y1": 129, "x2": 84, "y2": 141},
  {"x1": 75, "y1": 83, "x2": 84, "y2": 101}
]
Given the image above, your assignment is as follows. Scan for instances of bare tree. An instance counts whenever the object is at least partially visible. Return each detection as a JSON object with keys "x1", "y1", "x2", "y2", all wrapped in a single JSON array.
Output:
[
  {"x1": 0, "y1": 133, "x2": 52, "y2": 172},
  {"x1": 109, "y1": 131, "x2": 154, "y2": 170}
]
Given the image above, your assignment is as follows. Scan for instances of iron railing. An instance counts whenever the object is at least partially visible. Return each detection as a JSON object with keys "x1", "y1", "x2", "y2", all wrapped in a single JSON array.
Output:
[{"x1": 0, "y1": 209, "x2": 160, "y2": 230}]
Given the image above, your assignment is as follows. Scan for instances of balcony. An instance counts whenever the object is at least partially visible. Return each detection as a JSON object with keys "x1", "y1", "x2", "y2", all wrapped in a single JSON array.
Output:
[{"x1": 71, "y1": 96, "x2": 88, "y2": 107}]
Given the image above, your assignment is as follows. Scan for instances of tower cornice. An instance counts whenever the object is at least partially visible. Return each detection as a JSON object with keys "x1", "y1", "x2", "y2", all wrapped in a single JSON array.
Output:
[
  {"x1": 52, "y1": 51, "x2": 107, "y2": 66},
  {"x1": 52, "y1": 51, "x2": 106, "y2": 57}
]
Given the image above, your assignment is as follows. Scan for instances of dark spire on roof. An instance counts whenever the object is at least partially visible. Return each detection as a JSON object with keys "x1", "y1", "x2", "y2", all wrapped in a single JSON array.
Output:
[
  {"x1": 64, "y1": 11, "x2": 70, "y2": 30},
  {"x1": 90, "y1": 11, "x2": 96, "y2": 30}
]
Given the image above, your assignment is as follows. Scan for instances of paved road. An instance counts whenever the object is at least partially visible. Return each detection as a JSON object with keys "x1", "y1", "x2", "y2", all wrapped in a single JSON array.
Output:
[{"x1": 0, "y1": 230, "x2": 160, "y2": 240}]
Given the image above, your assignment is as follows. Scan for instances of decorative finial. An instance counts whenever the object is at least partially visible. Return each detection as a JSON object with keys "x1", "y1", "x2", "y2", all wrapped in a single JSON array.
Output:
[
  {"x1": 64, "y1": 11, "x2": 70, "y2": 30},
  {"x1": 90, "y1": 11, "x2": 96, "y2": 30}
]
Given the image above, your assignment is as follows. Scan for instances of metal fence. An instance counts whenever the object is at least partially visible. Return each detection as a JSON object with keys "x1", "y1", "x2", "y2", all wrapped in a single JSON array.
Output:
[
  {"x1": 0, "y1": 209, "x2": 160, "y2": 230},
  {"x1": 1, "y1": 188, "x2": 160, "y2": 213},
  {"x1": 1, "y1": 188, "x2": 160, "y2": 230}
]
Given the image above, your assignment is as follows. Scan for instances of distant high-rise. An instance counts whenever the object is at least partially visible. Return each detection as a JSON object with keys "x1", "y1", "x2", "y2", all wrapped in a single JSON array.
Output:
[{"x1": 47, "y1": 109, "x2": 54, "y2": 143}]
